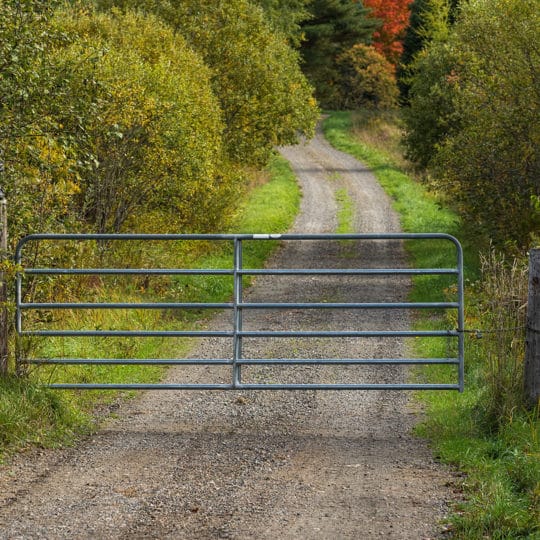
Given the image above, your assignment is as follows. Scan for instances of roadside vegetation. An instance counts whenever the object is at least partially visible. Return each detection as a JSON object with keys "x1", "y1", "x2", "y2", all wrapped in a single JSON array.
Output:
[
  {"x1": 393, "y1": 3, "x2": 539, "y2": 534},
  {"x1": 401, "y1": 0, "x2": 539, "y2": 251},
  {"x1": 324, "y1": 110, "x2": 539, "y2": 539}
]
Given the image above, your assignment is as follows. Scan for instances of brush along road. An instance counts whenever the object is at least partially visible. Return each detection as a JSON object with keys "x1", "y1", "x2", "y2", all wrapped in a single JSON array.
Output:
[{"x1": 0, "y1": 127, "x2": 457, "y2": 539}]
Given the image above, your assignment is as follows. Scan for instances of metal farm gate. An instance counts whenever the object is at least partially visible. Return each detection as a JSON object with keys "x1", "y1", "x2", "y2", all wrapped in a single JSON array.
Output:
[{"x1": 15, "y1": 233, "x2": 464, "y2": 391}]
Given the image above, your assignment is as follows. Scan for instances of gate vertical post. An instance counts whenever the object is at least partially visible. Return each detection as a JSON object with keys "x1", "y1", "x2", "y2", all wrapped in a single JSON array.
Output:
[
  {"x1": 232, "y1": 238, "x2": 243, "y2": 387},
  {"x1": 0, "y1": 187, "x2": 8, "y2": 375},
  {"x1": 525, "y1": 248, "x2": 540, "y2": 408},
  {"x1": 456, "y1": 239, "x2": 465, "y2": 392}
]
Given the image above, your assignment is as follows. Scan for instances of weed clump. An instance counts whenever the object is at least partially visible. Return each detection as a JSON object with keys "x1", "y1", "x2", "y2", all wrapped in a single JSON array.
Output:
[{"x1": 468, "y1": 250, "x2": 529, "y2": 433}]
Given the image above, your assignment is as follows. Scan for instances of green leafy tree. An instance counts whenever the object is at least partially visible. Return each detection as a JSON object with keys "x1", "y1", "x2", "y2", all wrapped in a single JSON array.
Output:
[
  {"x1": 251, "y1": 0, "x2": 312, "y2": 46},
  {"x1": 431, "y1": 0, "x2": 540, "y2": 247},
  {"x1": 401, "y1": 0, "x2": 459, "y2": 166},
  {"x1": 55, "y1": 7, "x2": 239, "y2": 233},
  {"x1": 397, "y1": 0, "x2": 459, "y2": 100},
  {"x1": 174, "y1": 0, "x2": 319, "y2": 166},
  {"x1": 300, "y1": 0, "x2": 377, "y2": 106},
  {"x1": 402, "y1": 39, "x2": 457, "y2": 167},
  {"x1": 0, "y1": 0, "x2": 88, "y2": 242},
  {"x1": 399, "y1": 2, "x2": 430, "y2": 65},
  {"x1": 97, "y1": 0, "x2": 319, "y2": 167}
]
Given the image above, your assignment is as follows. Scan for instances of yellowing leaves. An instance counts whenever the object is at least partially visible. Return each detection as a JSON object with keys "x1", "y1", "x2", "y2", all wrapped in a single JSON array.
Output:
[
  {"x1": 163, "y1": 0, "x2": 319, "y2": 166},
  {"x1": 1, "y1": 0, "x2": 317, "y2": 247}
]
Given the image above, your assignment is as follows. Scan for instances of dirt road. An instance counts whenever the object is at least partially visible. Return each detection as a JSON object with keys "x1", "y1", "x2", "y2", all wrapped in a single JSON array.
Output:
[{"x1": 0, "y1": 129, "x2": 455, "y2": 539}]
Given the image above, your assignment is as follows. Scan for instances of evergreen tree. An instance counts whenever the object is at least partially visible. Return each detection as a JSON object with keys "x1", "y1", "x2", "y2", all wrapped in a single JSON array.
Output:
[
  {"x1": 398, "y1": 0, "x2": 428, "y2": 91},
  {"x1": 300, "y1": 0, "x2": 377, "y2": 107},
  {"x1": 398, "y1": 0, "x2": 458, "y2": 100}
]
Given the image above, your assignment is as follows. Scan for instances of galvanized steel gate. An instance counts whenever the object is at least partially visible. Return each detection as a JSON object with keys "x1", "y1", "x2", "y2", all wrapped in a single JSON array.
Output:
[{"x1": 15, "y1": 233, "x2": 464, "y2": 391}]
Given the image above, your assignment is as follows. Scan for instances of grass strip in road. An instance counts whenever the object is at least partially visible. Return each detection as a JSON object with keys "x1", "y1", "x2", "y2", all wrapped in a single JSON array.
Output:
[
  {"x1": 0, "y1": 153, "x2": 300, "y2": 461},
  {"x1": 322, "y1": 110, "x2": 540, "y2": 539},
  {"x1": 335, "y1": 188, "x2": 355, "y2": 234}
]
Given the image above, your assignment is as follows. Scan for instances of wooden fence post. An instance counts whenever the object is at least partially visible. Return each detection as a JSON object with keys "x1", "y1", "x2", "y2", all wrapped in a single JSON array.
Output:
[
  {"x1": 525, "y1": 249, "x2": 540, "y2": 408},
  {"x1": 0, "y1": 185, "x2": 8, "y2": 376}
]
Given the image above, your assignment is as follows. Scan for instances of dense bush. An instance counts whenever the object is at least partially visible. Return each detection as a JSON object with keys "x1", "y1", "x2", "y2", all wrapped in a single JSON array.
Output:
[
  {"x1": 1, "y1": 3, "x2": 246, "y2": 243},
  {"x1": 56, "y1": 8, "x2": 240, "y2": 234},
  {"x1": 432, "y1": 0, "x2": 540, "y2": 248},
  {"x1": 2, "y1": 0, "x2": 320, "y2": 244},
  {"x1": 0, "y1": 0, "x2": 82, "y2": 244},
  {"x1": 401, "y1": 40, "x2": 457, "y2": 168},
  {"x1": 97, "y1": 0, "x2": 319, "y2": 167},
  {"x1": 397, "y1": 0, "x2": 459, "y2": 100},
  {"x1": 335, "y1": 44, "x2": 399, "y2": 110},
  {"x1": 175, "y1": 0, "x2": 319, "y2": 166},
  {"x1": 403, "y1": 0, "x2": 540, "y2": 248}
]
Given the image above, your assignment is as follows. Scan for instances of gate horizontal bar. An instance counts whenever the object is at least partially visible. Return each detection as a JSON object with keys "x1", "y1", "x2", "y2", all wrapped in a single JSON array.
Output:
[
  {"x1": 25, "y1": 358, "x2": 233, "y2": 365},
  {"x1": 24, "y1": 268, "x2": 233, "y2": 275},
  {"x1": 24, "y1": 357, "x2": 459, "y2": 366},
  {"x1": 21, "y1": 329, "x2": 458, "y2": 338},
  {"x1": 239, "y1": 268, "x2": 458, "y2": 275},
  {"x1": 20, "y1": 330, "x2": 233, "y2": 337},
  {"x1": 239, "y1": 302, "x2": 459, "y2": 310},
  {"x1": 238, "y1": 358, "x2": 459, "y2": 365},
  {"x1": 238, "y1": 330, "x2": 458, "y2": 337},
  {"x1": 44, "y1": 383, "x2": 461, "y2": 390},
  {"x1": 239, "y1": 383, "x2": 460, "y2": 391},
  {"x1": 22, "y1": 267, "x2": 457, "y2": 276},
  {"x1": 46, "y1": 383, "x2": 234, "y2": 390},
  {"x1": 21, "y1": 302, "x2": 233, "y2": 310},
  {"x1": 15, "y1": 231, "x2": 463, "y2": 244},
  {"x1": 20, "y1": 301, "x2": 458, "y2": 310}
]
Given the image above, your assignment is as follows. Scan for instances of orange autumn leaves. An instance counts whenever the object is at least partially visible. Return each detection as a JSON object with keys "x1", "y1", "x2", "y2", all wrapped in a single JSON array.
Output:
[{"x1": 361, "y1": 0, "x2": 413, "y2": 66}]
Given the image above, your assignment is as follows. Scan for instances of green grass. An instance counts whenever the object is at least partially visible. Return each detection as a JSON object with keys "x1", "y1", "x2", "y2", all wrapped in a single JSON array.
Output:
[
  {"x1": 335, "y1": 188, "x2": 355, "y2": 234},
  {"x1": 0, "y1": 153, "x2": 300, "y2": 460},
  {"x1": 323, "y1": 110, "x2": 540, "y2": 539},
  {"x1": 0, "y1": 376, "x2": 91, "y2": 451}
]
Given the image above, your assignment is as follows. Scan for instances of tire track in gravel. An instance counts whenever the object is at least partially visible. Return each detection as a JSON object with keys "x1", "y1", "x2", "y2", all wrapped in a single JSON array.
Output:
[{"x1": 0, "y1": 127, "x2": 456, "y2": 539}]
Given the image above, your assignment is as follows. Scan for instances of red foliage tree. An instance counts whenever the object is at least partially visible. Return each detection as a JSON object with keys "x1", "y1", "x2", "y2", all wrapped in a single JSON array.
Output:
[{"x1": 361, "y1": 0, "x2": 413, "y2": 66}]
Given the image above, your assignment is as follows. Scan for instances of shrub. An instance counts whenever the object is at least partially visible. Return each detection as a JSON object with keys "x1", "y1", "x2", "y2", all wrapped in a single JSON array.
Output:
[
  {"x1": 54, "y1": 7, "x2": 241, "y2": 234},
  {"x1": 432, "y1": 0, "x2": 540, "y2": 248},
  {"x1": 335, "y1": 44, "x2": 399, "y2": 110},
  {"x1": 97, "y1": 0, "x2": 319, "y2": 167},
  {"x1": 0, "y1": 0, "x2": 84, "y2": 244},
  {"x1": 403, "y1": 0, "x2": 540, "y2": 248},
  {"x1": 401, "y1": 39, "x2": 457, "y2": 168}
]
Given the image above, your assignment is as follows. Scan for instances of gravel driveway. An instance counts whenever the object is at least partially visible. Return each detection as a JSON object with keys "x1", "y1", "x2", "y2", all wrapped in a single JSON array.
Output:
[{"x1": 0, "y1": 128, "x2": 455, "y2": 539}]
